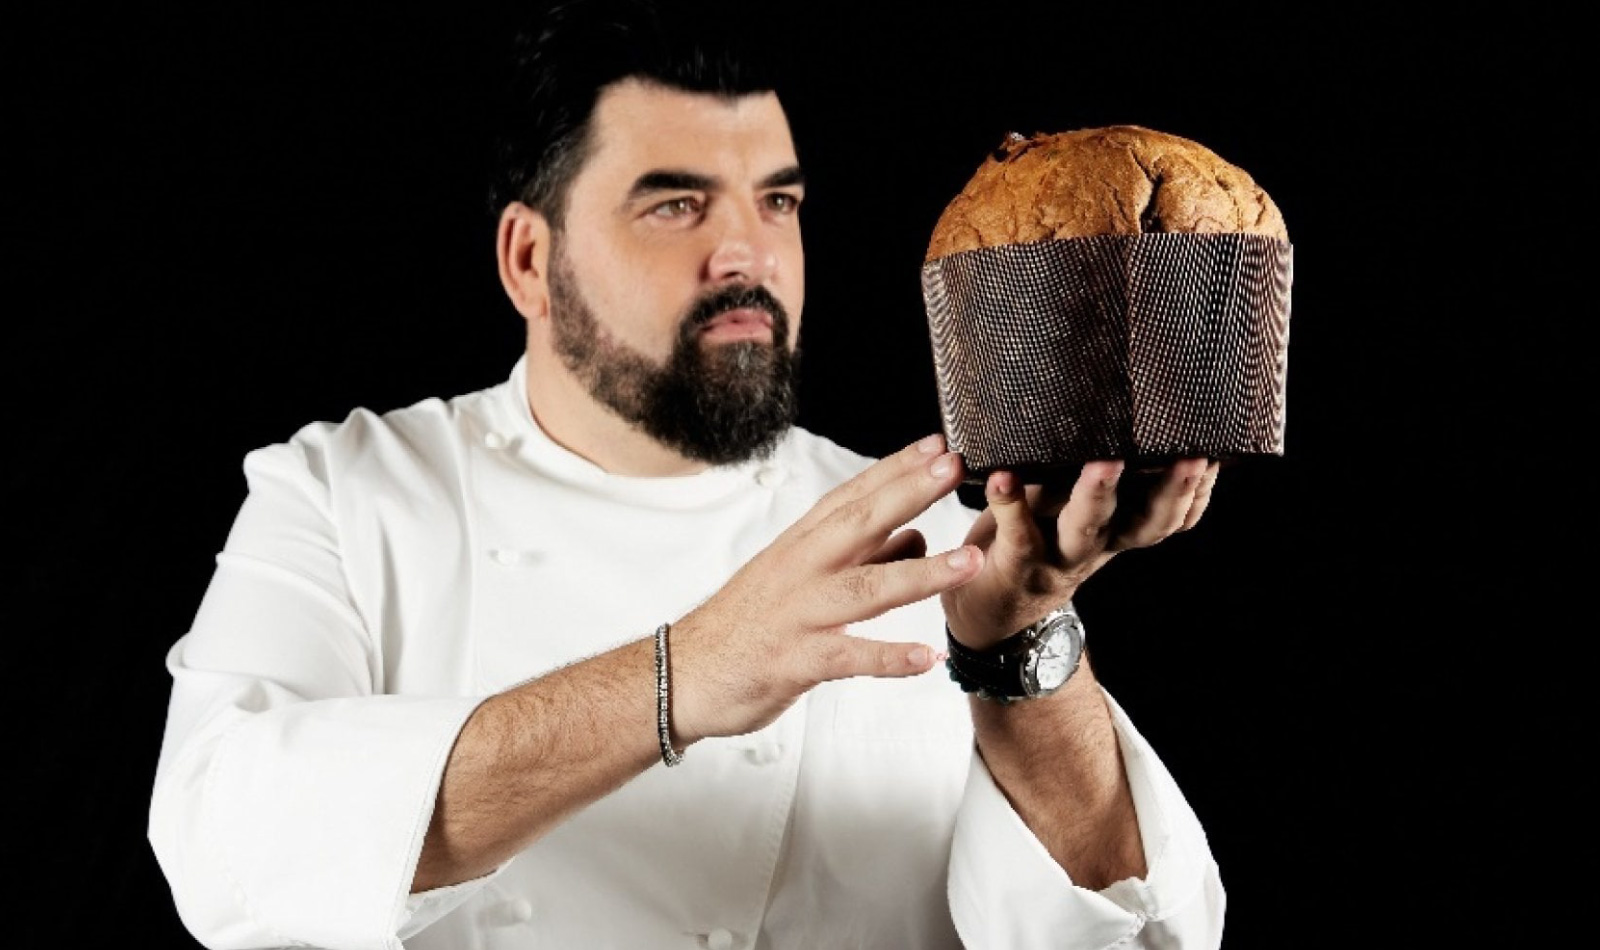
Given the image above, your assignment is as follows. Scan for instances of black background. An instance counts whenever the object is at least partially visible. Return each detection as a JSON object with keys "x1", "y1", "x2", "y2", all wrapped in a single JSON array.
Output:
[{"x1": 10, "y1": 4, "x2": 1568, "y2": 946}]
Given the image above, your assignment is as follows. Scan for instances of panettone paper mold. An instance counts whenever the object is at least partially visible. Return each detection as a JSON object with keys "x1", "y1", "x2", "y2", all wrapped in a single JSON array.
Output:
[{"x1": 921, "y1": 232, "x2": 1293, "y2": 484}]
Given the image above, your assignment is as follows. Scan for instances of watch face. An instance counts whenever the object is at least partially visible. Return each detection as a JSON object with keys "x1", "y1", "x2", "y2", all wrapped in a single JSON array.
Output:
[{"x1": 1026, "y1": 619, "x2": 1082, "y2": 694}]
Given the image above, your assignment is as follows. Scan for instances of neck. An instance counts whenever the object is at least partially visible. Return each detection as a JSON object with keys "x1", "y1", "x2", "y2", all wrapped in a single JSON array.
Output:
[{"x1": 523, "y1": 347, "x2": 711, "y2": 477}]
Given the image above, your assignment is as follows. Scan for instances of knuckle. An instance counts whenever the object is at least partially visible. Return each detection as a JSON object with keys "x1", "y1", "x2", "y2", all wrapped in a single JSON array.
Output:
[
  {"x1": 829, "y1": 496, "x2": 876, "y2": 531},
  {"x1": 839, "y1": 567, "x2": 882, "y2": 603},
  {"x1": 812, "y1": 640, "x2": 855, "y2": 680},
  {"x1": 814, "y1": 481, "x2": 857, "y2": 512},
  {"x1": 770, "y1": 661, "x2": 813, "y2": 698}
]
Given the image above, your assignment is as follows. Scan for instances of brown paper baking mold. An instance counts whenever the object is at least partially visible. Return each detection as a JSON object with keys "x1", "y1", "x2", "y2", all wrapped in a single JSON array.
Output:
[{"x1": 921, "y1": 233, "x2": 1293, "y2": 484}]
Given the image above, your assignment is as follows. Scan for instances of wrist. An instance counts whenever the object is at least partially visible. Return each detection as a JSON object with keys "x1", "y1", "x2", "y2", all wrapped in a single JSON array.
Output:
[
  {"x1": 944, "y1": 602, "x2": 1085, "y2": 703},
  {"x1": 942, "y1": 598, "x2": 1060, "y2": 652},
  {"x1": 651, "y1": 610, "x2": 750, "y2": 748}
]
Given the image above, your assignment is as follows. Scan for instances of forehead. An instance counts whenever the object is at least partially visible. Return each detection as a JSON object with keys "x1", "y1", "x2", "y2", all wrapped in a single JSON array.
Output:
[{"x1": 580, "y1": 79, "x2": 797, "y2": 189}]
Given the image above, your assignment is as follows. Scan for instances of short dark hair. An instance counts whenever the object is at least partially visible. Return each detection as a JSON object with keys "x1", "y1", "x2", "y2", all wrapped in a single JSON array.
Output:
[{"x1": 489, "y1": 0, "x2": 790, "y2": 230}]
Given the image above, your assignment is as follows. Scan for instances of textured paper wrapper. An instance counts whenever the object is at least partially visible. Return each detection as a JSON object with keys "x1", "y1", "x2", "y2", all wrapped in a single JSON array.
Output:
[{"x1": 922, "y1": 233, "x2": 1293, "y2": 484}]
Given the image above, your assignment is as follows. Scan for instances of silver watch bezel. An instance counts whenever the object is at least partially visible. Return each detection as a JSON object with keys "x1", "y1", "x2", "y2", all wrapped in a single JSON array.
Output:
[{"x1": 1020, "y1": 608, "x2": 1085, "y2": 698}]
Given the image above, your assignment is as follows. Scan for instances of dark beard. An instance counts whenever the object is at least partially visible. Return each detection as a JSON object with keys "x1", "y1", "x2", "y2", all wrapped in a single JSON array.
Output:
[{"x1": 548, "y1": 248, "x2": 801, "y2": 466}]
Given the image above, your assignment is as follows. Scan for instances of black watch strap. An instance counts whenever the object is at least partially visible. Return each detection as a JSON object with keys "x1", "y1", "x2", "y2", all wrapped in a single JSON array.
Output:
[
  {"x1": 944, "y1": 629, "x2": 1028, "y2": 703},
  {"x1": 944, "y1": 604, "x2": 1082, "y2": 704}
]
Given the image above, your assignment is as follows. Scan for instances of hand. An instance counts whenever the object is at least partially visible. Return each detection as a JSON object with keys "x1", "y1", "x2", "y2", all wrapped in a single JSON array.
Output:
[
  {"x1": 941, "y1": 457, "x2": 1220, "y2": 650},
  {"x1": 667, "y1": 434, "x2": 983, "y2": 745}
]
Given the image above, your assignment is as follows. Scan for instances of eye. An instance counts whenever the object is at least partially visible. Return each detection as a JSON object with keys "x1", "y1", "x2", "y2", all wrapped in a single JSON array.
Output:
[
  {"x1": 651, "y1": 196, "x2": 702, "y2": 219},
  {"x1": 764, "y1": 192, "x2": 802, "y2": 215}
]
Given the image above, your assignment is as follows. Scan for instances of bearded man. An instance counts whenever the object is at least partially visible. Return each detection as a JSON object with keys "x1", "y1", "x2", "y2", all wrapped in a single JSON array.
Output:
[{"x1": 149, "y1": 3, "x2": 1227, "y2": 947}]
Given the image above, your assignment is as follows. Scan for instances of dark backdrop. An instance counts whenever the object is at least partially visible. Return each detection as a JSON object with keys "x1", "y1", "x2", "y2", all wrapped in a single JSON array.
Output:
[{"x1": 10, "y1": 5, "x2": 1565, "y2": 946}]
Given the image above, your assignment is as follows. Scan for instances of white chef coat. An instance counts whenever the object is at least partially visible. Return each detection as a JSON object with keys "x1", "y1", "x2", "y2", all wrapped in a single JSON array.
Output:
[{"x1": 148, "y1": 356, "x2": 1225, "y2": 950}]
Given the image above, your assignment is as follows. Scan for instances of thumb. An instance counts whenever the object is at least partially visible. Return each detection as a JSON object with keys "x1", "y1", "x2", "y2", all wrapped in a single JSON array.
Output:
[{"x1": 982, "y1": 471, "x2": 1047, "y2": 571}]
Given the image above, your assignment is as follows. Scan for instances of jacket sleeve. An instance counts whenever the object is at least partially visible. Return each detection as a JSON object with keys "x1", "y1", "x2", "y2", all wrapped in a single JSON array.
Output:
[
  {"x1": 147, "y1": 432, "x2": 501, "y2": 949},
  {"x1": 946, "y1": 691, "x2": 1226, "y2": 950}
]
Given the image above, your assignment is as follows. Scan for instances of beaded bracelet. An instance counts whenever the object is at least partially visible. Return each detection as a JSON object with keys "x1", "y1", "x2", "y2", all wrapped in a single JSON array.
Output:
[{"x1": 653, "y1": 622, "x2": 684, "y2": 767}]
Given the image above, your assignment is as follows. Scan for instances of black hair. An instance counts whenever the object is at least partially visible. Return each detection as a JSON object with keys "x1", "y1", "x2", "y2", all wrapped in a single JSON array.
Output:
[{"x1": 489, "y1": 0, "x2": 791, "y2": 230}]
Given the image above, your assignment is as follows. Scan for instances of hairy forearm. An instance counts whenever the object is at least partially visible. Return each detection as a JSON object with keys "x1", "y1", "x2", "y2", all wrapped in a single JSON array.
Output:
[
  {"x1": 969, "y1": 657, "x2": 1146, "y2": 890},
  {"x1": 412, "y1": 636, "x2": 662, "y2": 892}
]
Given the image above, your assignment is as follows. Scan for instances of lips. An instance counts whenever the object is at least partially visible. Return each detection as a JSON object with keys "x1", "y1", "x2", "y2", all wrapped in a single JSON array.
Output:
[
  {"x1": 698, "y1": 307, "x2": 775, "y2": 342},
  {"x1": 700, "y1": 307, "x2": 774, "y2": 333}
]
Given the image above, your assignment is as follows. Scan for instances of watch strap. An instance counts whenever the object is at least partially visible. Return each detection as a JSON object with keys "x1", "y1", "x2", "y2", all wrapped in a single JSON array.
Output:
[{"x1": 944, "y1": 604, "x2": 1081, "y2": 703}]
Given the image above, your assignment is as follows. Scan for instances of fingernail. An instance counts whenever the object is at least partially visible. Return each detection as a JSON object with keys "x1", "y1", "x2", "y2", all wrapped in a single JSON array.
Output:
[
  {"x1": 909, "y1": 646, "x2": 931, "y2": 666},
  {"x1": 917, "y1": 434, "x2": 944, "y2": 454},
  {"x1": 930, "y1": 454, "x2": 954, "y2": 478},
  {"x1": 946, "y1": 547, "x2": 972, "y2": 569}
]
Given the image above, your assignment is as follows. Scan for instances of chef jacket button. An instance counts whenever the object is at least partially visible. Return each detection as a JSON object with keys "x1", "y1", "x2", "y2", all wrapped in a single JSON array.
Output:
[
  {"x1": 754, "y1": 466, "x2": 786, "y2": 488},
  {"x1": 486, "y1": 897, "x2": 533, "y2": 926},
  {"x1": 490, "y1": 548, "x2": 520, "y2": 566},
  {"x1": 705, "y1": 928, "x2": 735, "y2": 950},
  {"x1": 745, "y1": 742, "x2": 782, "y2": 765},
  {"x1": 484, "y1": 431, "x2": 508, "y2": 450}
]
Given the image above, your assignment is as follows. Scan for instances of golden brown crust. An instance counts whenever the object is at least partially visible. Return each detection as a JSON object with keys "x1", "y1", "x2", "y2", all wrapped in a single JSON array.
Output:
[{"x1": 926, "y1": 125, "x2": 1287, "y2": 262}]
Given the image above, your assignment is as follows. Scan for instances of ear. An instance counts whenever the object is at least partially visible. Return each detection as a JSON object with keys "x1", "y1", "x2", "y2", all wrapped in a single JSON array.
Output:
[{"x1": 496, "y1": 201, "x2": 553, "y2": 324}]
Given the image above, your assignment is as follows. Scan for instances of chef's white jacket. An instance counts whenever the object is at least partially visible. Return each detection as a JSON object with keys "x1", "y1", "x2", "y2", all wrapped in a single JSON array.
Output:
[{"x1": 148, "y1": 356, "x2": 1225, "y2": 949}]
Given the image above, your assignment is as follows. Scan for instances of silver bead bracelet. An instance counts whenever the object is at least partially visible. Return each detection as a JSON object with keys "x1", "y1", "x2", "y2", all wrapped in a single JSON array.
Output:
[{"x1": 654, "y1": 622, "x2": 684, "y2": 767}]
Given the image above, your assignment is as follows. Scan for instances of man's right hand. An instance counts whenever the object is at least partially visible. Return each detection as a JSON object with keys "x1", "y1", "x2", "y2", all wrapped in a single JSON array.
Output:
[{"x1": 667, "y1": 433, "x2": 982, "y2": 746}]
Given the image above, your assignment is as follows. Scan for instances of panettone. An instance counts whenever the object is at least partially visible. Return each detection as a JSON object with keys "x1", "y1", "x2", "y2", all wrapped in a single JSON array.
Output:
[
  {"x1": 919, "y1": 124, "x2": 1294, "y2": 482},
  {"x1": 927, "y1": 125, "x2": 1287, "y2": 261}
]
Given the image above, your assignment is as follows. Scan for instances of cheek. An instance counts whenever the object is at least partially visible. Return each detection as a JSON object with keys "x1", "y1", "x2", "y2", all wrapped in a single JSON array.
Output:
[{"x1": 576, "y1": 241, "x2": 698, "y2": 348}]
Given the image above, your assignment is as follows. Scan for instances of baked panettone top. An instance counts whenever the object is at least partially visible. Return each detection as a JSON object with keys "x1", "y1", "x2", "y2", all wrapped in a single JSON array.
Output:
[{"x1": 926, "y1": 125, "x2": 1287, "y2": 262}]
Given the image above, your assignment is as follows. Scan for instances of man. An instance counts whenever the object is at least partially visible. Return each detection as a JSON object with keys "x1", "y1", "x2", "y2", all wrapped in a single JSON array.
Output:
[{"x1": 149, "y1": 3, "x2": 1226, "y2": 947}]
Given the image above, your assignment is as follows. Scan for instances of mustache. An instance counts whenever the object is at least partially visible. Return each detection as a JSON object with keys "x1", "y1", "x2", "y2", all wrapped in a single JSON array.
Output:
[{"x1": 682, "y1": 284, "x2": 791, "y2": 338}]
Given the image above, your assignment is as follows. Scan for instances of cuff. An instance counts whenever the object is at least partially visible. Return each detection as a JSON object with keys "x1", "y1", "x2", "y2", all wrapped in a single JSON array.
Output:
[
  {"x1": 167, "y1": 693, "x2": 487, "y2": 949},
  {"x1": 946, "y1": 689, "x2": 1224, "y2": 950},
  {"x1": 399, "y1": 865, "x2": 508, "y2": 940}
]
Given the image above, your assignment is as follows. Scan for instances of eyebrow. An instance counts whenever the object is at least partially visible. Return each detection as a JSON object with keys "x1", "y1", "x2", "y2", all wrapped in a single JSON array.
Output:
[
  {"x1": 628, "y1": 170, "x2": 716, "y2": 199},
  {"x1": 758, "y1": 165, "x2": 806, "y2": 190},
  {"x1": 625, "y1": 165, "x2": 807, "y2": 202}
]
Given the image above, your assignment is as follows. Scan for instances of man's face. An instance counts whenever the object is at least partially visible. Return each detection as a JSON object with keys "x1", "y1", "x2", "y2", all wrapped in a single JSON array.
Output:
[{"x1": 546, "y1": 79, "x2": 806, "y2": 464}]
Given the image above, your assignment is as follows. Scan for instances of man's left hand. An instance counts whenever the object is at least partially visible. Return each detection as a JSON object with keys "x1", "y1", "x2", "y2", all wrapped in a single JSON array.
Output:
[{"x1": 941, "y1": 457, "x2": 1220, "y2": 649}]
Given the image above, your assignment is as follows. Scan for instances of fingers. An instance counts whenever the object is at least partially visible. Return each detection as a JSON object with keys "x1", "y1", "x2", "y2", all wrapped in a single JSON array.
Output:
[
  {"x1": 1055, "y1": 460, "x2": 1126, "y2": 563},
  {"x1": 1181, "y1": 460, "x2": 1222, "y2": 531},
  {"x1": 801, "y1": 634, "x2": 946, "y2": 684},
  {"x1": 1110, "y1": 457, "x2": 1213, "y2": 551},
  {"x1": 979, "y1": 471, "x2": 1050, "y2": 578},
  {"x1": 943, "y1": 463, "x2": 1132, "y2": 648},
  {"x1": 800, "y1": 544, "x2": 983, "y2": 627},
  {"x1": 791, "y1": 433, "x2": 947, "y2": 535},
  {"x1": 796, "y1": 444, "x2": 966, "y2": 570}
]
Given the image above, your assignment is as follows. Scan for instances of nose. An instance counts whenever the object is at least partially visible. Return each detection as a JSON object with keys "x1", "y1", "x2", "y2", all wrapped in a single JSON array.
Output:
[{"x1": 705, "y1": 204, "x2": 779, "y2": 287}]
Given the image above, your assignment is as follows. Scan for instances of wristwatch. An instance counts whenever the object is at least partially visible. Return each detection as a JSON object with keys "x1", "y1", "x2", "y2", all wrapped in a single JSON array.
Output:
[{"x1": 945, "y1": 604, "x2": 1085, "y2": 703}]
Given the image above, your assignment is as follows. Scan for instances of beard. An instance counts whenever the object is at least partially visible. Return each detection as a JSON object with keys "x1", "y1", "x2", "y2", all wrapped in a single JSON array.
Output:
[{"x1": 547, "y1": 245, "x2": 801, "y2": 466}]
